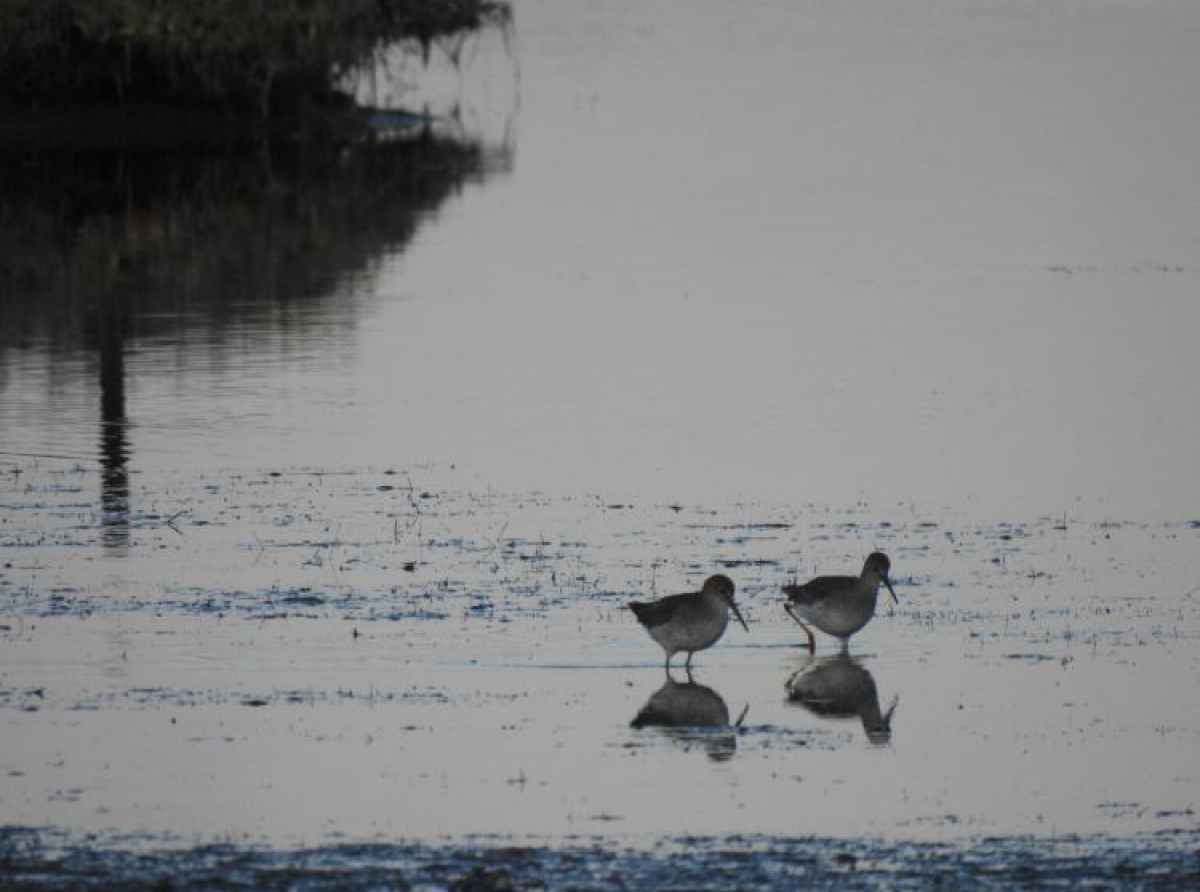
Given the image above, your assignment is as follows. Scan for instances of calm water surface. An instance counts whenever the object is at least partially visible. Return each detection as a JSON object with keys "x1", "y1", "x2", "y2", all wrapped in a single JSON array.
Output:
[{"x1": 3, "y1": 0, "x2": 1200, "y2": 864}]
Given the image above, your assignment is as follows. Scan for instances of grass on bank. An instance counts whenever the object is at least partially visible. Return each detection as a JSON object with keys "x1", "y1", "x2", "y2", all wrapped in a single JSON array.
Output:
[{"x1": 0, "y1": 0, "x2": 510, "y2": 114}]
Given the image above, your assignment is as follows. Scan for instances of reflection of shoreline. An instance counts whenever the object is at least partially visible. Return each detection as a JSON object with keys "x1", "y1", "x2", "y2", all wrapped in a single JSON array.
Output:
[
  {"x1": 96, "y1": 296, "x2": 130, "y2": 555},
  {"x1": 631, "y1": 673, "x2": 744, "y2": 762},
  {"x1": 1, "y1": 130, "x2": 510, "y2": 556},
  {"x1": 0, "y1": 130, "x2": 512, "y2": 356},
  {"x1": 785, "y1": 654, "x2": 896, "y2": 745}
]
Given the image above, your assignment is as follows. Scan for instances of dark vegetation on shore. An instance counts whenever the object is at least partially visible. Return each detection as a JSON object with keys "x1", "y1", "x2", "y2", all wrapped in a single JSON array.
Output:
[
  {"x1": 0, "y1": 0, "x2": 509, "y2": 115},
  {"x1": 0, "y1": 3, "x2": 514, "y2": 342}
]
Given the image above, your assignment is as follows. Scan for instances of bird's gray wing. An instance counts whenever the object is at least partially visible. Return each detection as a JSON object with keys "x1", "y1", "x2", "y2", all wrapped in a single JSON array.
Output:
[
  {"x1": 628, "y1": 592, "x2": 691, "y2": 629},
  {"x1": 782, "y1": 575, "x2": 855, "y2": 607}
]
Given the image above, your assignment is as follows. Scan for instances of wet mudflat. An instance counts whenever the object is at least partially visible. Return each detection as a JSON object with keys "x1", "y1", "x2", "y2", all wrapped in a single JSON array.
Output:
[
  {"x1": 2, "y1": 829, "x2": 1198, "y2": 892},
  {"x1": 3, "y1": 464, "x2": 1200, "y2": 874}
]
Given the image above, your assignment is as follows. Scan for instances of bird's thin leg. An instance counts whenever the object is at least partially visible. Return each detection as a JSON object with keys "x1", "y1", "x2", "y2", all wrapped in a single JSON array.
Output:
[
  {"x1": 684, "y1": 651, "x2": 693, "y2": 670},
  {"x1": 784, "y1": 603, "x2": 816, "y2": 654},
  {"x1": 664, "y1": 653, "x2": 672, "y2": 673}
]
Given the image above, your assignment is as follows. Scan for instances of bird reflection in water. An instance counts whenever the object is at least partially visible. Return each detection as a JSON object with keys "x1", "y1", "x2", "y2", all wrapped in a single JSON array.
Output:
[
  {"x1": 785, "y1": 654, "x2": 897, "y2": 745},
  {"x1": 631, "y1": 673, "x2": 748, "y2": 762}
]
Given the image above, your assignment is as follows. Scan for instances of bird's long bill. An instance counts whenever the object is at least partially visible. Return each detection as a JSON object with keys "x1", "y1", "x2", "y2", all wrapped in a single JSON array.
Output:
[
  {"x1": 884, "y1": 576, "x2": 899, "y2": 604},
  {"x1": 730, "y1": 601, "x2": 749, "y2": 632}
]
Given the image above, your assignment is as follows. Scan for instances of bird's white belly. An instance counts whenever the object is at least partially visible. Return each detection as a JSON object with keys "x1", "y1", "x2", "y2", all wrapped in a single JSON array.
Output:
[{"x1": 800, "y1": 600, "x2": 873, "y2": 638}]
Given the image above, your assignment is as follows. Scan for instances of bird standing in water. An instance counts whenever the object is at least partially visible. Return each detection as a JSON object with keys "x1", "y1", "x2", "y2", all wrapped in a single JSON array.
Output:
[
  {"x1": 629, "y1": 574, "x2": 749, "y2": 670},
  {"x1": 782, "y1": 552, "x2": 898, "y2": 653}
]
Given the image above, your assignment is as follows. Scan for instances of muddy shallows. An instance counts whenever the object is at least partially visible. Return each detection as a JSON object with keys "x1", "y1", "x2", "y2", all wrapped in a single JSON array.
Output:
[{"x1": 2, "y1": 829, "x2": 1198, "y2": 891}]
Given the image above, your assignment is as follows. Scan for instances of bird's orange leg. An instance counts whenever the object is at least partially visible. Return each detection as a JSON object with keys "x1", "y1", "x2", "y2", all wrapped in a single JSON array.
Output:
[{"x1": 784, "y1": 603, "x2": 816, "y2": 654}]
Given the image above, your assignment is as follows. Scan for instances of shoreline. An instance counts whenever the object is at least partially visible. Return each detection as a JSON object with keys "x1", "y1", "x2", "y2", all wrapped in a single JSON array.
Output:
[{"x1": 0, "y1": 100, "x2": 427, "y2": 151}]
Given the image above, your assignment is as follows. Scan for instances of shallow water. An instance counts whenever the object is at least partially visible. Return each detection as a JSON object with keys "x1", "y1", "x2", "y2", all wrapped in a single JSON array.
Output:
[
  {"x1": 3, "y1": 0, "x2": 1200, "y2": 883},
  {"x1": 3, "y1": 468, "x2": 1199, "y2": 848}
]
